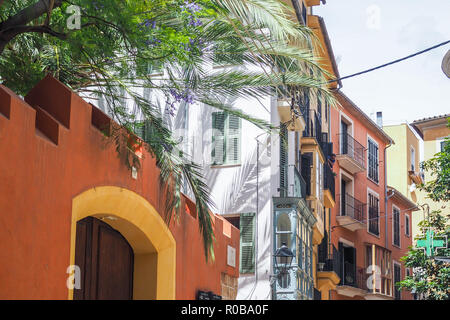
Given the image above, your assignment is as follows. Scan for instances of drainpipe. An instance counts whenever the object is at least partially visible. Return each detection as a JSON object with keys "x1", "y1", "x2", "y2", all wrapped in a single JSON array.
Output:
[{"x1": 384, "y1": 142, "x2": 392, "y2": 248}]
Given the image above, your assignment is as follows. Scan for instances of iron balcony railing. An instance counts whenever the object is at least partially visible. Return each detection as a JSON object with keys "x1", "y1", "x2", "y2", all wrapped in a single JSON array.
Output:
[
  {"x1": 340, "y1": 265, "x2": 367, "y2": 290},
  {"x1": 300, "y1": 108, "x2": 323, "y2": 146},
  {"x1": 337, "y1": 193, "x2": 366, "y2": 224},
  {"x1": 318, "y1": 240, "x2": 342, "y2": 277},
  {"x1": 337, "y1": 133, "x2": 366, "y2": 169},
  {"x1": 279, "y1": 165, "x2": 307, "y2": 199}
]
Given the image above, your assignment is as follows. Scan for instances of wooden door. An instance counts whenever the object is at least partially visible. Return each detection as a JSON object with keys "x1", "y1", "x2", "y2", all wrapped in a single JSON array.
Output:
[{"x1": 74, "y1": 217, "x2": 134, "y2": 300}]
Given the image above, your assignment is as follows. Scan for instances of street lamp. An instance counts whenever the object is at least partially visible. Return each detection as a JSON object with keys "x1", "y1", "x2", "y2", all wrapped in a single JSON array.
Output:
[
  {"x1": 271, "y1": 242, "x2": 295, "y2": 294},
  {"x1": 273, "y1": 242, "x2": 294, "y2": 275}
]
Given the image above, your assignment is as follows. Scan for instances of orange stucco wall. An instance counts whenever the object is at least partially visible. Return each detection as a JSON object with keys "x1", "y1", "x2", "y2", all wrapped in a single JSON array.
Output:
[
  {"x1": 387, "y1": 196, "x2": 414, "y2": 300},
  {"x1": 0, "y1": 75, "x2": 239, "y2": 300},
  {"x1": 328, "y1": 92, "x2": 412, "y2": 300}
]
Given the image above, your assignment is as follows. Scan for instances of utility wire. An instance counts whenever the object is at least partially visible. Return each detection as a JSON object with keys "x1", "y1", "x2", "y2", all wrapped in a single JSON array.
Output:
[
  {"x1": 331, "y1": 204, "x2": 419, "y2": 230},
  {"x1": 328, "y1": 39, "x2": 450, "y2": 84}
]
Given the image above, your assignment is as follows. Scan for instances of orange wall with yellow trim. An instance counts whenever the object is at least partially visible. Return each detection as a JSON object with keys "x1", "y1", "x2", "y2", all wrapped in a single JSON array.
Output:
[{"x1": 0, "y1": 76, "x2": 239, "y2": 299}]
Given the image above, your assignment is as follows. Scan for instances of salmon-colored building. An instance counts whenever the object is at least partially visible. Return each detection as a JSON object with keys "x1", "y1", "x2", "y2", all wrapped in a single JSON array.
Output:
[
  {"x1": 0, "y1": 75, "x2": 239, "y2": 300},
  {"x1": 321, "y1": 91, "x2": 415, "y2": 300}
]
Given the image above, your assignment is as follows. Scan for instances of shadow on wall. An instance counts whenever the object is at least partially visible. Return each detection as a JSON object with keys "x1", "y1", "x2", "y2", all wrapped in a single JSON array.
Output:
[{"x1": 218, "y1": 137, "x2": 271, "y2": 215}]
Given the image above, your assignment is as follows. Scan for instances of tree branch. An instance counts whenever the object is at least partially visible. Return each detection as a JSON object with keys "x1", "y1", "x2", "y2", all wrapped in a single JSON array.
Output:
[
  {"x1": 0, "y1": 0, "x2": 63, "y2": 31},
  {"x1": 0, "y1": 0, "x2": 65, "y2": 54}
]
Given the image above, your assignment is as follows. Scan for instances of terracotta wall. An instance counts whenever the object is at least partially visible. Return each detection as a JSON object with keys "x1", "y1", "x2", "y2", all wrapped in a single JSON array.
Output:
[
  {"x1": 387, "y1": 196, "x2": 414, "y2": 300},
  {"x1": 329, "y1": 94, "x2": 389, "y2": 268},
  {"x1": 328, "y1": 92, "x2": 412, "y2": 300},
  {"x1": 0, "y1": 75, "x2": 239, "y2": 300}
]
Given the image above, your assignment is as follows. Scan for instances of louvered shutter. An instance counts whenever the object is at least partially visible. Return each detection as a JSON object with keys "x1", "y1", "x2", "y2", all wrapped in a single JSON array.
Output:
[
  {"x1": 279, "y1": 125, "x2": 288, "y2": 196},
  {"x1": 301, "y1": 153, "x2": 312, "y2": 196},
  {"x1": 226, "y1": 114, "x2": 241, "y2": 164},
  {"x1": 240, "y1": 213, "x2": 255, "y2": 274},
  {"x1": 212, "y1": 112, "x2": 226, "y2": 165}
]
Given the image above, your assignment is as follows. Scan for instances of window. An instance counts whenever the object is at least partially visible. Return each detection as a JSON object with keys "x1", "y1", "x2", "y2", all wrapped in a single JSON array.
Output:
[
  {"x1": 301, "y1": 1, "x2": 307, "y2": 25},
  {"x1": 393, "y1": 206, "x2": 400, "y2": 247},
  {"x1": 394, "y1": 263, "x2": 401, "y2": 300},
  {"x1": 276, "y1": 213, "x2": 292, "y2": 249},
  {"x1": 410, "y1": 146, "x2": 415, "y2": 171},
  {"x1": 211, "y1": 112, "x2": 241, "y2": 165},
  {"x1": 316, "y1": 152, "x2": 323, "y2": 202},
  {"x1": 240, "y1": 213, "x2": 255, "y2": 273},
  {"x1": 405, "y1": 214, "x2": 410, "y2": 237},
  {"x1": 368, "y1": 138, "x2": 379, "y2": 183},
  {"x1": 366, "y1": 244, "x2": 392, "y2": 296},
  {"x1": 296, "y1": 215, "x2": 314, "y2": 300},
  {"x1": 368, "y1": 192, "x2": 379, "y2": 236}
]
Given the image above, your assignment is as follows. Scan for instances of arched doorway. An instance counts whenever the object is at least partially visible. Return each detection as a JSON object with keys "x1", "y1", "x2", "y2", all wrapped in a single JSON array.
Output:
[
  {"x1": 74, "y1": 217, "x2": 134, "y2": 300},
  {"x1": 69, "y1": 186, "x2": 176, "y2": 300}
]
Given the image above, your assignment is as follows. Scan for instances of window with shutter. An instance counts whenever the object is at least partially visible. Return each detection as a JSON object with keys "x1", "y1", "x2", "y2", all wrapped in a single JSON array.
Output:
[
  {"x1": 394, "y1": 263, "x2": 401, "y2": 300},
  {"x1": 368, "y1": 138, "x2": 379, "y2": 183},
  {"x1": 279, "y1": 124, "x2": 288, "y2": 196},
  {"x1": 240, "y1": 213, "x2": 255, "y2": 274},
  {"x1": 301, "y1": 153, "x2": 312, "y2": 196},
  {"x1": 227, "y1": 114, "x2": 241, "y2": 164},
  {"x1": 405, "y1": 214, "x2": 410, "y2": 237},
  {"x1": 212, "y1": 112, "x2": 241, "y2": 165},
  {"x1": 368, "y1": 193, "x2": 379, "y2": 235},
  {"x1": 393, "y1": 207, "x2": 400, "y2": 247},
  {"x1": 212, "y1": 112, "x2": 226, "y2": 165}
]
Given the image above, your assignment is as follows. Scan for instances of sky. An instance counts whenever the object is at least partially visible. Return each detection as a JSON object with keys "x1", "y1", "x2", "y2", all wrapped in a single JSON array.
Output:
[{"x1": 315, "y1": 0, "x2": 450, "y2": 126}]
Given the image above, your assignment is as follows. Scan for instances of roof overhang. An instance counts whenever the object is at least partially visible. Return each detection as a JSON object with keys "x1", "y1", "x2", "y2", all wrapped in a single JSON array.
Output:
[
  {"x1": 335, "y1": 91, "x2": 394, "y2": 145},
  {"x1": 387, "y1": 186, "x2": 419, "y2": 211},
  {"x1": 308, "y1": 15, "x2": 342, "y2": 89},
  {"x1": 411, "y1": 114, "x2": 450, "y2": 140}
]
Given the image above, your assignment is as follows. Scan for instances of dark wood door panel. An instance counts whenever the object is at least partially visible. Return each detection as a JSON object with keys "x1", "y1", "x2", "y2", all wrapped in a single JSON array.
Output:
[{"x1": 74, "y1": 217, "x2": 134, "y2": 300}]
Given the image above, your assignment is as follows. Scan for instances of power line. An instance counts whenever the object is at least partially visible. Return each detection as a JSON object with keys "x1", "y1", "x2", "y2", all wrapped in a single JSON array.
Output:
[
  {"x1": 331, "y1": 204, "x2": 419, "y2": 230},
  {"x1": 328, "y1": 39, "x2": 450, "y2": 83}
]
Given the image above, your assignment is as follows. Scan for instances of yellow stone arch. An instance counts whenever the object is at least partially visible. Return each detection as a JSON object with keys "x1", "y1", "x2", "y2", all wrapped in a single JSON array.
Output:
[{"x1": 69, "y1": 186, "x2": 176, "y2": 300}]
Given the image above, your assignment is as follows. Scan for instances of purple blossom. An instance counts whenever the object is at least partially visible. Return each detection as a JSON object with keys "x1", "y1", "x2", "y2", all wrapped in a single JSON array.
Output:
[
  {"x1": 139, "y1": 19, "x2": 157, "y2": 30},
  {"x1": 188, "y1": 16, "x2": 203, "y2": 27},
  {"x1": 168, "y1": 88, "x2": 195, "y2": 116},
  {"x1": 183, "y1": 1, "x2": 202, "y2": 13}
]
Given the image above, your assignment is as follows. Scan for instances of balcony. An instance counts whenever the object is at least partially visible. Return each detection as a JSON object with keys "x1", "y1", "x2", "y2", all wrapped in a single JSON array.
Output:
[
  {"x1": 277, "y1": 100, "x2": 306, "y2": 132},
  {"x1": 336, "y1": 266, "x2": 368, "y2": 298},
  {"x1": 323, "y1": 163, "x2": 335, "y2": 208},
  {"x1": 317, "y1": 238, "x2": 341, "y2": 299},
  {"x1": 300, "y1": 108, "x2": 326, "y2": 156},
  {"x1": 279, "y1": 165, "x2": 307, "y2": 199},
  {"x1": 336, "y1": 133, "x2": 365, "y2": 174},
  {"x1": 336, "y1": 193, "x2": 366, "y2": 231}
]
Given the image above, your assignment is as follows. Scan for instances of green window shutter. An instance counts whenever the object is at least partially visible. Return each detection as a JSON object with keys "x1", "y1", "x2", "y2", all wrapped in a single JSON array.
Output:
[
  {"x1": 226, "y1": 114, "x2": 241, "y2": 164},
  {"x1": 240, "y1": 212, "x2": 255, "y2": 274},
  {"x1": 212, "y1": 112, "x2": 226, "y2": 165}
]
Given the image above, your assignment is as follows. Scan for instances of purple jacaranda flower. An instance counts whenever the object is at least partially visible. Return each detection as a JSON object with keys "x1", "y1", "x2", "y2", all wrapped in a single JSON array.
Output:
[
  {"x1": 188, "y1": 17, "x2": 203, "y2": 27},
  {"x1": 183, "y1": 1, "x2": 201, "y2": 13},
  {"x1": 139, "y1": 19, "x2": 157, "y2": 30}
]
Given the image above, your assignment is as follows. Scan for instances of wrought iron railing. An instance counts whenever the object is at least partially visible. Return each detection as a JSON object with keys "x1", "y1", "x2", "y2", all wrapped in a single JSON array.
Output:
[
  {"x1": 301, "y1": 108, "x2": 323, "y2": 146},
  {"x1": 318, "y1": 231, "x2": 341, "y2": 276},
  {"x1": 337, "y1": 133, "x2": 365, "y2": 169},
  {"x1": 337, "y1": 193, "x2": 366, "y2": 223},
  {"x1": 340, "y1": 265, "x2": 367, "y2": 290},
  {"x1": 279, "y1": 165, "x2": 306, "y2": 198}
]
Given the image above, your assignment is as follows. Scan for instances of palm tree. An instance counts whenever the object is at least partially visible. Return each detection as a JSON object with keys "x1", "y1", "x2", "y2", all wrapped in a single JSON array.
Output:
[{"x1": 0, "y1": 0, "x2": 336, "y2": 261}]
